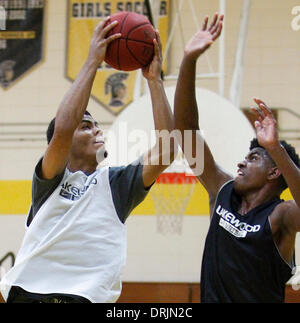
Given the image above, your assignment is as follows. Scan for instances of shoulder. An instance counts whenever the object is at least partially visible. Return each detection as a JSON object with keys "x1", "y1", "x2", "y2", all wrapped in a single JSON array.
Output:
[
  {"x1": 109, "y1": 165, "x2": 126, "y2": 177},
  {"x1": 208, "y1": 179, "x2": 234, "y2": 217},
  {"x1": 211, "y1": 179, "x2": 234, "y2": 201},
  {"x1": 34, "y1": 157, "x2": 66, "y2": 185},
  {"x1": 270, "y1": 200, "x2": 300, "y2": 233},
  {"x1": 109, "y1": 160, "x2": 143, "y2": 182},
  {"x1": 272, "y1": 200, "x2": 299, "y2": 217},
  {"x1": 28, "y1": 158, "x2": 67, "y2": 226},
  {"x1": 108, "y1": 162, "x2": 148, "y2": 223}
]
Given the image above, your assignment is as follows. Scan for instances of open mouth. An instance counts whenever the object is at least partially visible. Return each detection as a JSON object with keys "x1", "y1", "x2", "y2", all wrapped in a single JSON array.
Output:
[{"x1": 237, "y1": 169, "x2": 244, "y2": 176}]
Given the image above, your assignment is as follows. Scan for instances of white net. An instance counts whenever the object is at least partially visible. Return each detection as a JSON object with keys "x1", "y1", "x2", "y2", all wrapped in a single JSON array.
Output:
[
  {"x1": 149, "y1": 153, "x2": 197, "y2": 234},
  {"x1": 150, "y1": 172, "x2": 197, "y2": 234}
]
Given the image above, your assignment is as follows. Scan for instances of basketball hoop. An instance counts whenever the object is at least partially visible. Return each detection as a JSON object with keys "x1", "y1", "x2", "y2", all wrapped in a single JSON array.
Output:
[{"x1": 150, "y1": 170, "x2": 198, "y2": 235}]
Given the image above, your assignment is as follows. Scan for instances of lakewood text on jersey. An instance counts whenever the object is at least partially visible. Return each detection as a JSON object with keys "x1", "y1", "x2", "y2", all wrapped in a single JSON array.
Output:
[
  {"x1": 216, "y1": 205, "x2": 261, "y2": 238},
  {"x1": 59, "y1": 178, "x2": 98, "y2": 201}
]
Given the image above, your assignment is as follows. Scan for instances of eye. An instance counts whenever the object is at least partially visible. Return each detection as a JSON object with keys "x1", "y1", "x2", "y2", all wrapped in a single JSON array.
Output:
[{"x1": 82, "y1": 124, "x2": 91, "y2": 130}]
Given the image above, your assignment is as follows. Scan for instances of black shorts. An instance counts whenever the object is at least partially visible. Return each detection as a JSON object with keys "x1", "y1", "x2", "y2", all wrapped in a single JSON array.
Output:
[{"x1": 7, "y1": 286, "x2": 91, "y2": 303}]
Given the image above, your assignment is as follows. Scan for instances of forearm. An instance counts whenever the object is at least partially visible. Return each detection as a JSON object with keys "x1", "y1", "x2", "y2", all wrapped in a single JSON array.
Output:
[
  {"x1": 147, "y1": 79, "x2": 176, "y2": 164},
  {"x1": 173, "y1": 56, "x2": 200, "y2": 163},
  {"x1": 55, "y1": 58, "x2": 99, "y2": 135},
  {"x1": 268, "y1": 143, "x2": 300, "y2": 207},
  {"x1": 174, "y1": 56, "x2": 199, "y2": 131},
  {"x1": 142, "y1": 79, "x2": 175, "y2": 186},
  {"x1": 148, "y1": 79, "x2": 174, "y2": 133}
]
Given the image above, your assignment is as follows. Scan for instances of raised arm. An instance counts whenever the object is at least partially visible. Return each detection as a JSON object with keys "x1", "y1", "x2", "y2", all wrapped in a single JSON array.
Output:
[
  {"x1": 41, "y1": 18, "x2": 121, "y2": 180},
  {"x1": 141, "y1": 32, "x2": 176, "y2": 188},
  {"x1": 174, "y1": 14, "x2": 232, "y2": 201},
  {"x1": 251, "y1": 98, "x2": 300, "y2": 229}
]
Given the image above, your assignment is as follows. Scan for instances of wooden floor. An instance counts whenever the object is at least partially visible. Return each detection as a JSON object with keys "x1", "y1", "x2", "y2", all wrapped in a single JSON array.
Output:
[
  {"x1": 0, "y1": 283, "x2": 299, "y2": 303},
  {"x1": 117, "y1": 282, "x2": 300, "y2": 303}
]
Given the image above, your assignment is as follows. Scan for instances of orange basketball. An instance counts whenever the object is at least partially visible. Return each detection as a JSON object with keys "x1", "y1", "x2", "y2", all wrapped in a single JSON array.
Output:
[{"x1": 104, "y1": 12, "x2": 156, "y2": 71}]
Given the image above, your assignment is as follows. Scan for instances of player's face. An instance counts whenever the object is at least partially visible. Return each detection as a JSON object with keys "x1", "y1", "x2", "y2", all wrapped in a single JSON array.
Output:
[
  {"x1": 234, "y1": 148, "x2": 274, "y2": 194},
  {"x1": 71, "y1": 116, "x2": 106, "y2": 162}
]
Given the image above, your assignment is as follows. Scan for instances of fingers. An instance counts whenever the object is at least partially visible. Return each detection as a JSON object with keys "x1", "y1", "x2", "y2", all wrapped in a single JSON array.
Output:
[
  {"x1": 100, "y1": 20, "x2": 119, "y2": 39},
  {"x1": 202, "y1": 15, "x2": 209, "y2": 31},
  {"x1": 153, "y1": 39, "x2": 160, "y2": 59},
  {"x1": 202, "y1": 13, "x2": 224, "y2": 40},
  {"x1": 95, "y1": 16, "x2": 110, "y2": 32},
  {"x1": 253, "y1": 97, "x2": 275, "y2": 119},
  {"x1": 250, "y1": 106, "x2": 264, "y2": 133},
  {"x1": 154, "y1": 30, "x2": 162, "y2": 58},
  {"x1": 254, "y1": 98, "x2": 271, "y2": 113},
  {"x1": 250, "y1": 106, "x2": 264, "y2": 122},
  {"x1": 208, "y1": 12, "x2": 219, "y2": 32},
  {"x1": 155, "y1": 29, "x2": 162, "y2": 49},
  {"x1": 142, "y1": 30, "x2": 162, "y2": 79},
  {"x1": 211, "y1": 15, "x2": 224, "y2": 40},
  {"x1": 93, "y1": 17, "x2": 120, "y2": 41},
  {"x1": 105, "y1": 32, "x2": 122, "y2": 45}
]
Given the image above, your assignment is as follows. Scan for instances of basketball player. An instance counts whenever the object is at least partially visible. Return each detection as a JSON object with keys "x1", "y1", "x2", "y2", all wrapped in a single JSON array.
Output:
[
  {"x1": 174, "y1": 13, "x2": 300, "y2": 302},
  {"x1": 0, "y1": 17, "x2": 175, "y2": 303}
]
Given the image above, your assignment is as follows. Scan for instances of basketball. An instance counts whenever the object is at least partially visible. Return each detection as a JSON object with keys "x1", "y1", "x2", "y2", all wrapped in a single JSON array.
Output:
[{"x1": 104, "y1": 12, "x2": 157, "y2": 71}]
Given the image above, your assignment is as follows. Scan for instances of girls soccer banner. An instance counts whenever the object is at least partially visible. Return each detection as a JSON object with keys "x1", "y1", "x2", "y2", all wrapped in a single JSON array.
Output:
[
  {"x1": 0, "y1": 0, "x2": 45, "y2": 89},
  {"x1": 67, "y1": 0, "x2": 170, "y2": 115}
]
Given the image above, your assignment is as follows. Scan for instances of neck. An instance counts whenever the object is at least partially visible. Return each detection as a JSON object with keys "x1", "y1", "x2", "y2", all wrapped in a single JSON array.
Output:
[
  {"x1": 67, "y1": 158, "x2": 98, "y2": 175},
  {"x1": 236, "y1": 185, "x2": 280, "y2": 215}
]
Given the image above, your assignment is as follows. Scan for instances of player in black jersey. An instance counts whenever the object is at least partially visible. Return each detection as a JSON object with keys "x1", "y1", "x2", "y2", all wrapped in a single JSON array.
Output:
[{"x1": 174, "y1": 13, "x2": 300, "y2": 302}]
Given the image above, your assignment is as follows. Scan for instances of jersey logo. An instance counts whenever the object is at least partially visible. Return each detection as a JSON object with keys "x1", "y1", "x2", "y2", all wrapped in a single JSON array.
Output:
[
  {"x1": 59, "y1": 178, "x2": 97, "y2": 201},
  {"x1": 216, "y1": 205, "x2": 261, "y2": 238}
]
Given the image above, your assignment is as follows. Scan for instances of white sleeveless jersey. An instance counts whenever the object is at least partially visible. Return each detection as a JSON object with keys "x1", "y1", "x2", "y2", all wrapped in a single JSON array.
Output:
[{"x1": 0, "y1": 166, "x2": 127, "y2": 303}]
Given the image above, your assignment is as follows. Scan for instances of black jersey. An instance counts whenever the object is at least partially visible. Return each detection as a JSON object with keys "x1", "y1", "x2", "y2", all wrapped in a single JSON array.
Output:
[{"x1": 201, "y1": 180, "x2": 295, "y2": 303}]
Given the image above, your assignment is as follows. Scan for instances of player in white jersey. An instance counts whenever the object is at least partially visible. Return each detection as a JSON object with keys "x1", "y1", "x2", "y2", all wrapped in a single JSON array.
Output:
[{"x1": 0, "y1": 17, "x2": 175, "y2": 303}]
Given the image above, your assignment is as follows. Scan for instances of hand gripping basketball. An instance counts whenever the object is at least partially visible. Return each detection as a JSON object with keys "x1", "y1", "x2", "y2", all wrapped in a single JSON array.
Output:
[
  {"x1": 88, "y1": 17, "x2": 122, "y2": 64},
  {"x1": 104, "y1": 12, "x2": 157, "y2": 71}
]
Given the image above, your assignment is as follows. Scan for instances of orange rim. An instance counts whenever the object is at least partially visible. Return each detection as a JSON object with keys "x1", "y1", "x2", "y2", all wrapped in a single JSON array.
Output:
[{"x1": 156, "y1": 173, "x2": 198, "y2": 184}]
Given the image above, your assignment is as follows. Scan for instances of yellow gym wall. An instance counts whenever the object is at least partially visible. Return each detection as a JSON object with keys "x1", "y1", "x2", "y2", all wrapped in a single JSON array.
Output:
[{"x1": 0, "y1": 0, "x2": 300, "y2": 286}]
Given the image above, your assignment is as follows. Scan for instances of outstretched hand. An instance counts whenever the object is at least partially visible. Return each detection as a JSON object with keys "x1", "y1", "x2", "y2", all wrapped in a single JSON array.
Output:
[
  {"x1": 250, "y1": 98, "x2": 279, "y2": 150},
  {"x1": 142, "y1": 30, "x2": 163, "y2": 81},
  {"x1": 184, "y1": 13, "x2": 224, "y2": 61}
]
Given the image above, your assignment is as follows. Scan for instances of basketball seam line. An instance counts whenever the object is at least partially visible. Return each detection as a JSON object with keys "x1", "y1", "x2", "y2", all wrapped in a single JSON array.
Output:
[
  {"x1": 126, "y1": 42, "x2": 147, "y2": 67},
  {"x1": 126, "y1": 22, "x2": 152, "y2": 38},
  {"x1": 119, "y1": 37, "x2": 154, "y2": 45},
  {"x1": 118, "y1": 12, "x2": 130, "y2": 70},
  {"x1": 124, "y1": 22, "x2": 154, "y2": 67},
  {"x1": 125, "y1": 22, "x2": 154, "y2": 66}
]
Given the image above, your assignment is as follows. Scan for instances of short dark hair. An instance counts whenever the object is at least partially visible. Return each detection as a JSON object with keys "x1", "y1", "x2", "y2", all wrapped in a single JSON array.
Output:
[
  {"x1": 46, "y1": 111, "x2": 92, "y2": 144},
  {"x1": 250, "y1": 138, "x2": 300, "y2": 191}
]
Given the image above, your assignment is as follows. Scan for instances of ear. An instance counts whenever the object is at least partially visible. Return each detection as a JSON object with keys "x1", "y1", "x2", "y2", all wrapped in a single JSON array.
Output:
[{"x1": 267, "y1": 167, "x2": 282, "y2": 181}]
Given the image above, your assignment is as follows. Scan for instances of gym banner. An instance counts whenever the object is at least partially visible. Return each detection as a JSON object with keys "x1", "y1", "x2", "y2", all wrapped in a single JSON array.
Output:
[
  {"x1": 67, "y1": 0, "x2": 170, "y2": 115},
  {"x1": 0, "y1": 0, "x2": 45, "y2": 89}
]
